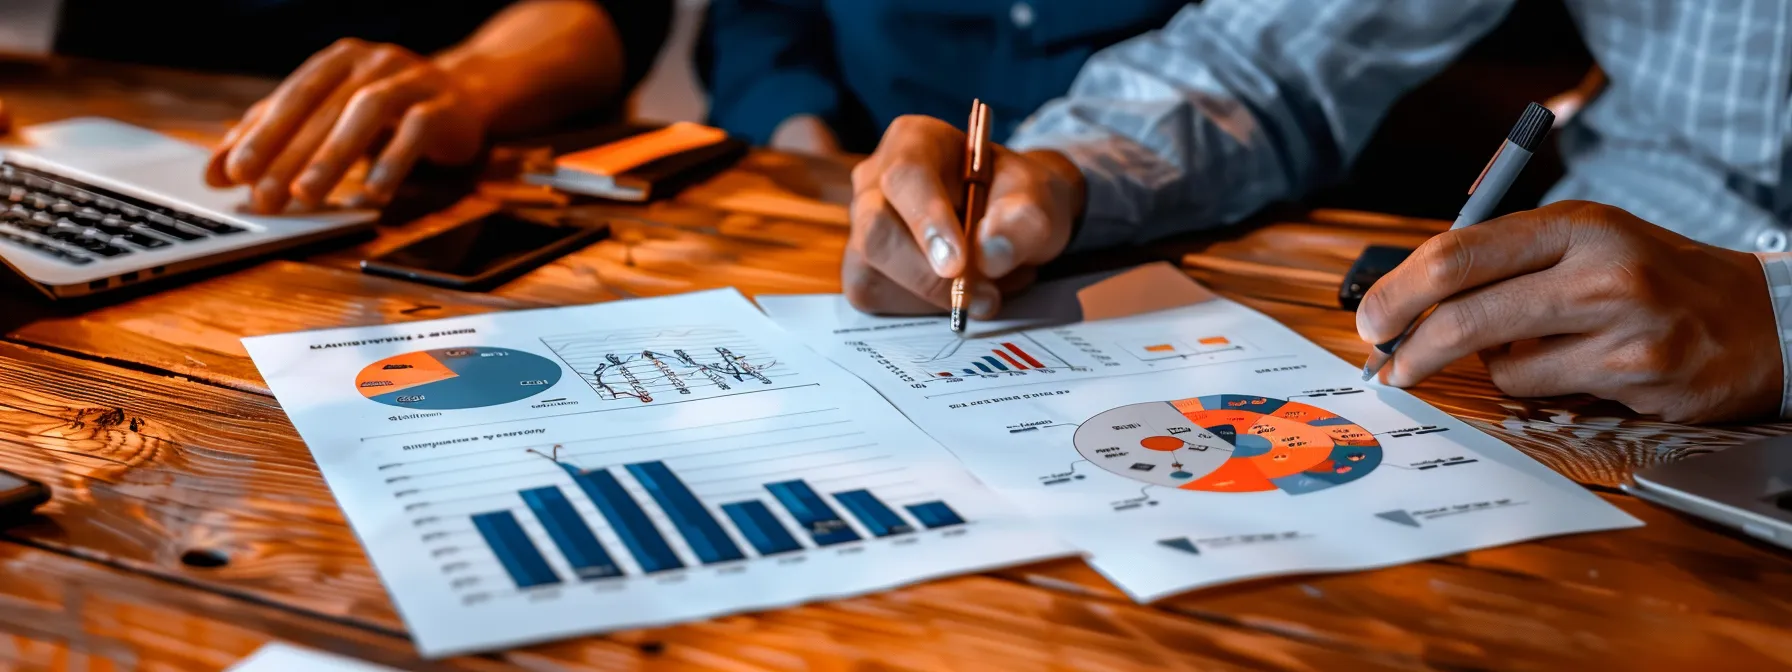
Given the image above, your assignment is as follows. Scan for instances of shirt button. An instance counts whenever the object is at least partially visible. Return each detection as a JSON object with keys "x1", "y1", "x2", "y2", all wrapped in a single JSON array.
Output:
[
  {"x1": 1010, "y1": 2, "x2": 1035, "y2": 29},
  {"x1": 1758, "y1": 228, "x2": 1789, "y2": 252}
]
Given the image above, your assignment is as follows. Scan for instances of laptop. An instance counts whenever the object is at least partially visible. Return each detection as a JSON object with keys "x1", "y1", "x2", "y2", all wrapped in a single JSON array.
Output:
[
  {"x1": 1, "y1": 6, "x2": 377, "y2": 299},
  {"x1": 1, "y1": 118, "x2": 378, "y2": 298},
  {"x1": 1625, "y1": 436, "x2": 1792, "y2": 551}
]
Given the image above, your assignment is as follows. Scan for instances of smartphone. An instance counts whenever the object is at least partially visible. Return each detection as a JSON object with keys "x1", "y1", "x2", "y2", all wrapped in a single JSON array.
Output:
[
  {"x1": 361, "y1": 211, "x2": 609, "y2": 290},
  {"x1": 0, "y1": 469, "x2": 50, "y2": 524}
]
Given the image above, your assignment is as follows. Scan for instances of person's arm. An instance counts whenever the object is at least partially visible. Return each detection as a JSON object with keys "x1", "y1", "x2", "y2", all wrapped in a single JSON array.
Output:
[
  {"x1": 440, "y1": 0, "x2": 671, "y2": 134},
  {"x1": 1756, "y1": 253, "x2": 1792, "y2": 416},
  {"x1": 210, "y1": 0, "x2": 672, "y2": 213},
  {"x1": 697, "y1": 0, "x2": 842, "y2": 148},
  {"x1": 1007, "y1": 0, "x2": 1517, "y2": 252},
  {"x1": 839, "y1": 0, "x2": 1519, "y2": 317}
]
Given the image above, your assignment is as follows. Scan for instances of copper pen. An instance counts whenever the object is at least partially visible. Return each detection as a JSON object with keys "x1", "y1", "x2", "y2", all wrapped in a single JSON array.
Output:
[{"x1": 950, "y1": 100, "x2": 994, "y2": 333}]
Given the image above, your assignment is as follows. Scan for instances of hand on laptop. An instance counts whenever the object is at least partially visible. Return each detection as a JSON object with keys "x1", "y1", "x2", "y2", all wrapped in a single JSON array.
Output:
[
  {"x1": 1357, "y1": 200, "x2": 1782, "y2": 423},
  {"x1": 207, "y1": 38, "x2": 485, "y2": 213},
  {"x1": 844, "y1": 115, "x2": 1085, "y2": 317}
]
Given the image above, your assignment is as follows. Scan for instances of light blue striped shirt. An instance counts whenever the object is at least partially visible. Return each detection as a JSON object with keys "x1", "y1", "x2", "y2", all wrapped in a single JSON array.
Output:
[{"x1": 1010, "y1": 0, "x2": 1792, "y2": 416}]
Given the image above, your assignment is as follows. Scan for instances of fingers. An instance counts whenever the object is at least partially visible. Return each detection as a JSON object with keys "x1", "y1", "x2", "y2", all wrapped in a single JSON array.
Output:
[
  {"x1": 1480, "y1": 335, "x2": 1604, "y2": 399},
  {"x1": 359, "y1": 98, "x2": 447, "y2": 206},
  {"x1": 224, "y1": 39, "x2": 364, "y2": 185},
  {"x1": 295, "y1": 67, "x2": 437, "y2": 205},
  {"x1": 1380, "y1": 266, "x2": 1611, "y2": 387},
  {"x1": 873, "y1": 116, "x2": 967, "y2": 278},
  {"x1": 207, "y1": 100, "x2": 268, "y2": 188},
  {"x1": 976, "y1": 150, "x2": 1072, "y2": 278},
  {"x1": 849, "y1": 186, "x2": 956, "y2": 311},
  {"x1": 1357, "y1": 205, "x2": 1578, "y2": 344},
  {"x1": 251, "y1": 48, "x2": 415, "y2": 212},
  {"x1": 842, "y1": 249, "x2": 956, "y2": 316}
]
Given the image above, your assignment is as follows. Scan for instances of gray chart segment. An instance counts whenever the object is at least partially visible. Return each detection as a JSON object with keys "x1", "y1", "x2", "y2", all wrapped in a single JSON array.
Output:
[
  {"x1": 1074, "y1": 402, "x2": 1234, "y2": 488},
  {"x1": 369, "y1": 347, "x2": 562, "y2": 410}
]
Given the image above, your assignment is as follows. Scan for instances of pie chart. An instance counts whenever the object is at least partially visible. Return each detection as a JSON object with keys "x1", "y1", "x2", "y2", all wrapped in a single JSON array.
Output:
[
  {"x1": 1073, "y1": 395, "x2": 1382, "y2": 495},
  {"x1": 356, "y1": 347, "x2": 562, "y2": 410}
]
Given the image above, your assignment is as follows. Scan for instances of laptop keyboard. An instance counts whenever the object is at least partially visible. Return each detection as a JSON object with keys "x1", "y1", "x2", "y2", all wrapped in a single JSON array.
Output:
[{"x1": 0, "y1": 161, "x2": 246, "y2": 266}]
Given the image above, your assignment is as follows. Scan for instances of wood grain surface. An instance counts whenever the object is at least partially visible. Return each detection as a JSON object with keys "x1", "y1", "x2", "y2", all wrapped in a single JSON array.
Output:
[{"x1": 2, "y1": 58, "x2": 1791, "y2": 672}]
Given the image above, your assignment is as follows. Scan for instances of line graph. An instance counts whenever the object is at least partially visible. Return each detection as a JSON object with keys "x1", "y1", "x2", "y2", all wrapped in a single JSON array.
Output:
[{"x1": 542, "y1": 327, "x2": 796, "y2": 404}]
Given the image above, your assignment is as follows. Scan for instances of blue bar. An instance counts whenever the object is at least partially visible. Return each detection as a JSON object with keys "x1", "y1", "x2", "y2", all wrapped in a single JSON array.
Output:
[
  {"x1": 962, "y1": 368, "x2": 977, "y2": 376},
  {"x1": 722, "y1": 501, "x2": 803, "y2": 555},
  {"x1": 833, "y1": 490, "x2": 914, "y2": 537},
  {"x1": 626, "y1": 461, "x2": 746, "y2": 564},
  {"x1": 472, "y1": 511, "x2": 561, "y2": 589},
  {"x1": 521, "y1": 486, "x2": 624, "y2": 580},
  {"x1": 765, "y1": 480, "x2": 861, "y2": 545},
  {"x1": 904, "y1": 501, "x2": 967, "y2": 529},
  {"x1": 982, "y1": 356, "x2": 1008, "y2": 371},
  {"x1": 562, "y1": 464, "x2": 684, "y2": 573},
  {"x1": 973, "y1": 361, "x2": 992, "y2": 373}
]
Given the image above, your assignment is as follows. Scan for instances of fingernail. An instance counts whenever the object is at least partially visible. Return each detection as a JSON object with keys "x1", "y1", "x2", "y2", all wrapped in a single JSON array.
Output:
[
  {"x1": 980, "y1": 234, "x2": 1016, "y2": 276},
  {"x1": 365, "y1": 164, "x2": 389, "y2": 190},
  {"x1": 1384, "y1": 365, "x2": 1409, "y2": 388},
  {"x1": 971, "y1": 284, "x2": 999, "y2": 318},
  {"x1": 254, "y1": 176, "x2": 288, "y2": 213},
  {"x1": 926, "y1": 230, "x2": 957, "y2": 276},
  {"x1": 226, "y1": 146, "x2": 256, "y2": 181}
]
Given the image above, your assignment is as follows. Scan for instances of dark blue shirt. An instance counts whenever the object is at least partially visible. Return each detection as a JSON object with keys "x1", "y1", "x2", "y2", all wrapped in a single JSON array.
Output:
[{"x1": 698, "y1": 0, "x2": 1188, "y2": 153}]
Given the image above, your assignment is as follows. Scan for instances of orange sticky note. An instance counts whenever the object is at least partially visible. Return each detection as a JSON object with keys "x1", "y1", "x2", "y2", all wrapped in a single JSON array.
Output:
[{"x1": 555, "y1": 122, "x2": 728, "y2": 177}]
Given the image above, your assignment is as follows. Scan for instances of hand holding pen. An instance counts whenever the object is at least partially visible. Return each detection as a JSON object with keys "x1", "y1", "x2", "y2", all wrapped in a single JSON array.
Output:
[
  {"x1": 1360, "y1": 103, "x2": 1554, "y2": 380},
  {"x1": 840, "y1": 114, "x2": 1085, "y2": 321}
]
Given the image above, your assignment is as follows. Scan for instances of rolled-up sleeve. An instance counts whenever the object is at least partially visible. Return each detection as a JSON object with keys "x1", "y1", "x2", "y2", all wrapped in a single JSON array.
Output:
[
  {"x1": 1757, "y1": 253, "x2": 1792, "y2": 416},
  {"x1": 1008, "y1": 0, "x2": 1516, "y2": 252}
]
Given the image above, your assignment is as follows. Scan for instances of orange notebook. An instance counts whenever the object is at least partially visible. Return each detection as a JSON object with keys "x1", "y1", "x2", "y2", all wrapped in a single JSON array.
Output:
[{"x1": 528, "y1": 122, "x2": 744, "y2": 202}]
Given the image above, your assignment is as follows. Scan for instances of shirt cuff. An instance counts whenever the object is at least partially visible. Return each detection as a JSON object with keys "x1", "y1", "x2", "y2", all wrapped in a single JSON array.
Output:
[
  {"x1": 1755, "y1": 252, "x2": 1792, "y2": 417},
  {"x1": 1009, "y1": 131, "x2": 1150, "y2": 254}
]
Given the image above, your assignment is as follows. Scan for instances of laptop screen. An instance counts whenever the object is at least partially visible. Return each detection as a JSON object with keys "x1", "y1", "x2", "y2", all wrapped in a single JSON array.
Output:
[{"x1": 0, "y1": 0, "x2": 60, "y2": 58}]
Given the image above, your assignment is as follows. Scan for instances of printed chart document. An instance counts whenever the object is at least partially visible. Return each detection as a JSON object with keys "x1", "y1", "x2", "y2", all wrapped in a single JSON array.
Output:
[
  {"x1": 759, "y1": 264, "x2": 1642, "y2": 601},
  {"x1": 242, "y1": 290, "x2": 1069, "y2": 657}
]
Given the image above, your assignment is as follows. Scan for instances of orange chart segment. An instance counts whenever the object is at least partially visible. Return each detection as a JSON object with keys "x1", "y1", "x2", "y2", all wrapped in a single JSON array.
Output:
[
  {"x1": 357, "y1": 351, "x2": 459, "y2": 398},
  {"x1": 1076, "y1": 395, "x2": 1385, "y2": 496}
]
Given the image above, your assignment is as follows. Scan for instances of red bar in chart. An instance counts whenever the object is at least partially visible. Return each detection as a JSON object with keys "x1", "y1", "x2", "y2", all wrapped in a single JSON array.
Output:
[
  {"x1": 993, "y1": 349, "x2": 1027, "y2": 370},
  {"x1": 1002, "y1": 342, "x2": 1045, "y2": 369}
]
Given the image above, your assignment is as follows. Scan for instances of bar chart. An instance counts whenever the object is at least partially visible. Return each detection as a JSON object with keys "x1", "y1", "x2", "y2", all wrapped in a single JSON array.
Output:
[
  {"x1": 468, "y1": 456, "x2": 965, "y2": 589},
  {"x1": 384, "y1": 405, "x2": 974, "y2": 595},
  {"x1": 853, "y1": 333, "x2": 1074, "y2": 381}
]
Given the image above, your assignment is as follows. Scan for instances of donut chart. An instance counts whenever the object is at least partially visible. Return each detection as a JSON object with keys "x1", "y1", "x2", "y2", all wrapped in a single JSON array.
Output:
[
  {"x1": 1073, "y1": 395, "x2": 1381, "y2": 495},
  {"x1": 356, "y1": 347, "x2": 562, "y2": 410}
]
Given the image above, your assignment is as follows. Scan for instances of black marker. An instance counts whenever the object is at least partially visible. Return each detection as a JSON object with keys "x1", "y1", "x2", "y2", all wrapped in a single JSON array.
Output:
[{"x1": 1361, "y1": 102, "x2": 1555, "y2": 382}]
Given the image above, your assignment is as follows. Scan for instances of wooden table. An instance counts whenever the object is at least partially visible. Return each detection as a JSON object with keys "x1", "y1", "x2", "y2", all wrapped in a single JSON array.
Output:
[{"x1": 1, "y1": 59, "x2": 1789, "y2": 672}]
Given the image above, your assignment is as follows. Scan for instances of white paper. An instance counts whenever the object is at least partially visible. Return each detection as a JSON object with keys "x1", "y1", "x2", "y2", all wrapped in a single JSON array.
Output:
[
  {"x1": 242, "y1": 290, "x2": 1070, "y2": 657},
  {"x1": 228, "y1": 643, "x2": 399, "y2": 672},
  {"x1": 758, "y1": 266, "x2": 1642, "y2": 601}
]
